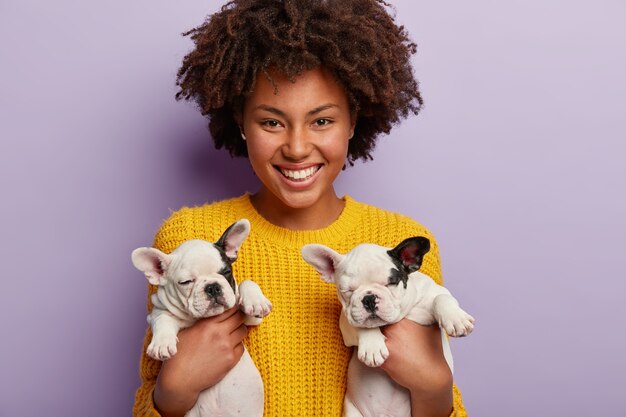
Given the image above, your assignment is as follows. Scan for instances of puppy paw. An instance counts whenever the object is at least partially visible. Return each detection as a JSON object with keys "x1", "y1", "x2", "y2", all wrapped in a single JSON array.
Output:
[
  {"x1": 239, "y1": 292, "x2": 272, "y2": 318},
  {"x1": 147, "y1": 334, "x2": 178, "y2": 360},
  {"x1": 439, "y1": 308, "x2": 475, "y2": 337},
  {"x1": 358, "y1": 336, "x2": 389, "y2": 367}
]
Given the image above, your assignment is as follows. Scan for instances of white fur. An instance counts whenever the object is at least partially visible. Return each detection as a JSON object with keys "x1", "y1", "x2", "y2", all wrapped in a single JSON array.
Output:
[
  {"x1": 132, "y1": 219, "x2": 271, "y2": 417},
  {"x1": 302, "y1": 242, "x2": 474, "y2": 417}
]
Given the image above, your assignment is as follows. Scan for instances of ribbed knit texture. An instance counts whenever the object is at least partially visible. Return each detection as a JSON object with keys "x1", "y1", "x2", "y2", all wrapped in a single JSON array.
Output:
[{"x1": 133, "y1": 194, "x2": 467, "y2": 416}]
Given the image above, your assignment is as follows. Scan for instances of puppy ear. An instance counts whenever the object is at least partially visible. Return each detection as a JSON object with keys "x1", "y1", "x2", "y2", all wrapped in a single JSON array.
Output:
[
  {"x1": 216, "y1": 219, "x2": 251, "y2": 262},
  {"x1": 387, "y1": 237, "x2": 431, "y2": 273},
  {"x1": 301, "y1": 244, "x2": 344, "y2": 283},
  {"x1": 131, "y1": 247, "x2": 172, "y2": 285}
]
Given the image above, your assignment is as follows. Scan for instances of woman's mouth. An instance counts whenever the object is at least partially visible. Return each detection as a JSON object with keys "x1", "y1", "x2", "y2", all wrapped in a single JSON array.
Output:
[{"x1": 277, "y1": 165, "x2": 321, "y2": 182}]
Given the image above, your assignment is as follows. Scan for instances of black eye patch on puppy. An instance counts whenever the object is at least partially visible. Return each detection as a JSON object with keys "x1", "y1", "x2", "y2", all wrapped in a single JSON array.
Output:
[
  {"x1": 214, "y1": 248, "x2": 237, "y2": 293},
  {"x1": 387, "y1": 265, "x2": 409, "y2": 288}
]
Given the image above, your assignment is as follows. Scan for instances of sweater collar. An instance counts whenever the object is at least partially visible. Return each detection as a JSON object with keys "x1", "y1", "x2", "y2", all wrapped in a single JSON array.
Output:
[{"x1": 233, "y1": 193, "x2": 363, "y2": 247}]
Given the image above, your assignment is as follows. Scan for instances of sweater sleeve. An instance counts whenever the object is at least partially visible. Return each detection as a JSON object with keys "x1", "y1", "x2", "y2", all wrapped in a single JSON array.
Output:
[
  {"x1": 451, "y1": 384, "x2": 468, "y2": 416},
  {"x1": 132, "y1": 209, "x2": 193, "y2": 417},
  {"x1": 132, "y1": 287, "x2": 162, "y2": 417}
]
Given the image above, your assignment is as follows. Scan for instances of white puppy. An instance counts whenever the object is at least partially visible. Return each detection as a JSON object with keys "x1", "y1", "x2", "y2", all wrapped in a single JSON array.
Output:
[
  {"x1": 302, "y1": 237, "x2": 474, "y2": 417},
  {"x1": 132, "y1": 219, "x2": 271, "y2": 417}
]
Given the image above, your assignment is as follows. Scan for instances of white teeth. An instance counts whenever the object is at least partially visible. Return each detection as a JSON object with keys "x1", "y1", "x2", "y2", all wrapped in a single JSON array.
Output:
[{"x1": 280, "y1": 166, "x2": 320, "y2": 181}]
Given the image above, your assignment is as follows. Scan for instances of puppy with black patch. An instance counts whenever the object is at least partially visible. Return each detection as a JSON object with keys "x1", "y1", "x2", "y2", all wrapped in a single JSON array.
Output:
[
  {"x1": 132, "y1": 219, "x2": 271, "y2": 417},
  {"x1": 302, "y1": 237, "x2": 474, "y2": 417}
]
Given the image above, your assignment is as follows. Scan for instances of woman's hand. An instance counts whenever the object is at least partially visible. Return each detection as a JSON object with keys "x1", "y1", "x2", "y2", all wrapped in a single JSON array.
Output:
[
  {"x1": 153, "y1": 307, "x2": 248, "y2": 417},
  {"x1": 380, "y1": 319, "x2": 453, "y2": 417}
]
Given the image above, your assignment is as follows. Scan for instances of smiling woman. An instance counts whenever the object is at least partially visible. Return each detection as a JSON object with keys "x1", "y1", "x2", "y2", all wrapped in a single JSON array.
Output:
[
  {"x1": 133, "y1": 1, "x2": 467, "y2": 416},
  {"x1": 242, "y1": 67, "x2": 355, "y2": 230}
]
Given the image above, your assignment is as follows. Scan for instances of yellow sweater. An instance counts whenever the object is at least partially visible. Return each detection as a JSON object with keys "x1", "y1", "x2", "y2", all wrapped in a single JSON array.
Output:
[{"x1": 133, "y1": 194, "x2": 467, "y2": 416}]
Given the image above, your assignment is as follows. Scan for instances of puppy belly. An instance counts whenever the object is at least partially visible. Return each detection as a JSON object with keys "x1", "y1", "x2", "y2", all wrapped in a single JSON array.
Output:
[
  {"x1": 186, "y1": 350, "x2": 264, "y2": 417},
  {"x1": 344, "y1": 352, "x2": 411, "y2": 417}
]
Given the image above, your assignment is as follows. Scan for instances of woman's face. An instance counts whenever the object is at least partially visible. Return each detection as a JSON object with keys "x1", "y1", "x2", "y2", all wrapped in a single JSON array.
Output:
[{"x1": 241, "y1": 66, "x2": 355, "y2": 213}]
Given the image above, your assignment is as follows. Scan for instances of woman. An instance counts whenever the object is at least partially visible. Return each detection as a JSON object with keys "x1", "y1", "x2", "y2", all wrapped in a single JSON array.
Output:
[{"x1": 134, "y1": 1, "x2": 467, "y2": 416}]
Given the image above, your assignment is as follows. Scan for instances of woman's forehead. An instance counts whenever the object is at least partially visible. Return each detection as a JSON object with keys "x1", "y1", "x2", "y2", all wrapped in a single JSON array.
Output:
[{"x1": 245, "y1": 66, "x2": 349, "y2": 110}]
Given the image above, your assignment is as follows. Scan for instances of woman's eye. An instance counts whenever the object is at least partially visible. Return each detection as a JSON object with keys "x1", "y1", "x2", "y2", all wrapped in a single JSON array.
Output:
[
  {"x1": 178, "y1": 279, "x2": 194, "y2": 286},
  {"x1": 262, "y1": 119, "x2": 281, "y2": 128},
  {"x1": 314, "y1": 118, "x2": 332, "y2": 127}
]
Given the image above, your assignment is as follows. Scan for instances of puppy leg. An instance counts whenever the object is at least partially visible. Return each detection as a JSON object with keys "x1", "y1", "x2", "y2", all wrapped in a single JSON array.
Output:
[
  {"x1": 238, "y1": 280, "x2": 272, "y2": 326},
  {"x1": 432, "y1": 294, "x2": 475, "y2": 337},
  {"x1": 147, "y1": 309, "x2": 184, "y2": 360},
  {"x1": 356, "y1": 328, "x2": 389, "y2": 367}
]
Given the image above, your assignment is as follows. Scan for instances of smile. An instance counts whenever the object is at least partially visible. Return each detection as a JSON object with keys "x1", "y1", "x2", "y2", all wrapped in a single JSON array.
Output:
[{"x1": 278, "y1": 165, "x2": 321, "y2": 182}]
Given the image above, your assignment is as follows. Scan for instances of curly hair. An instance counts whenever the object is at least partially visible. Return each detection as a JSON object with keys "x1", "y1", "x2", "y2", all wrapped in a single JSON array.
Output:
[{"x1": 176, "y1": 0, "x2": 423, "y2": 164}]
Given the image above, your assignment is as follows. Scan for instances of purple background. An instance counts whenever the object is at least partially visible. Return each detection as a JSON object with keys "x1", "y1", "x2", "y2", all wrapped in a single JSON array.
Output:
[{"x1": 1, "y1": 1, "x2": 624, "y2": 416}]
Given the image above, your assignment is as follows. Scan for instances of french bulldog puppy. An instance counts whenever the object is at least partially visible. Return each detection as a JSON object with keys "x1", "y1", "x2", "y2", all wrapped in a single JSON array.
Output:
[
  {"x1": 132, "y1": 219, "x2": 271, "y2": 417},
  {"x1": 302, "y1": 237, "x2": 474, "y2": 417}
]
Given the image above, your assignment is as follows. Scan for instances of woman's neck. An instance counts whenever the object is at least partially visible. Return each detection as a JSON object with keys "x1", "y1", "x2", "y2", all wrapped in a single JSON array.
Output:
[{"x1": 250, "y1": 188, "x2": 345, "y2": 231}]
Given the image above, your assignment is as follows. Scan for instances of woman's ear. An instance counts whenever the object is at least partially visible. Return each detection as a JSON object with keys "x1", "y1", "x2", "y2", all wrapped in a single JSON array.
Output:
[
  {"x1": 232, "y1": 107, "x2": 248, "y2": 140},
  {"x1": 233, "y1": 112, "x2": 246, "y2": 140},
  {"x1": 349, "y1": 113, "x2": 357, "y2": 139}
]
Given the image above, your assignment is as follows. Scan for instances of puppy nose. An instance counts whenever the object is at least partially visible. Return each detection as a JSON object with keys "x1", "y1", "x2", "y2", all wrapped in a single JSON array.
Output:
[
  {"x1": 204, "y1": 283, "x2": 223, "y2": 298},
  {"x1": 361, "y1": 294, "x2": 378, "y2": 313}
]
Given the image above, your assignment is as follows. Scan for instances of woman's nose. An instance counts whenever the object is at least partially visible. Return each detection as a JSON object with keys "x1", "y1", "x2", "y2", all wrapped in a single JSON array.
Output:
[{"x1": 281, "y1": 128, "x2": 312, "y2": 160}]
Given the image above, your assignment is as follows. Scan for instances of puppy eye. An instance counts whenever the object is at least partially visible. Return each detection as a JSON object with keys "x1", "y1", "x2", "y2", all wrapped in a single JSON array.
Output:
[
  {"x1": 388, "y1": 268, "x2": 405, "y2": 286},
  {"x1": 218, "y1": 266, "x2": 232, "y2": 277},
  {"x1": 341, "y1": 289, "x2": 353, "y2": 297},
  {"x1": 178, "y1": 279, "x2": 195, "y2": 286}
]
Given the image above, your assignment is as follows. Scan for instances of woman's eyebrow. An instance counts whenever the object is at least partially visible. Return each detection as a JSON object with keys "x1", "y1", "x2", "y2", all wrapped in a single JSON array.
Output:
[
  {"x1": 307, "y1": 104, "x2": 339, "y2": 116},
  {"x1": 254, "y1": 105, "x2": 285, "y2": 117}
]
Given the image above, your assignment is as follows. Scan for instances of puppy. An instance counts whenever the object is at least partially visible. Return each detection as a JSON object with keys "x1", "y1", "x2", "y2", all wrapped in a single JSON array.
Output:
[
  {"x1": 302, "y1": 237, "x2": 474, "y2": 417},
  {"x1": 132, "y1": 219, "x2": 271, "y2": 417}
]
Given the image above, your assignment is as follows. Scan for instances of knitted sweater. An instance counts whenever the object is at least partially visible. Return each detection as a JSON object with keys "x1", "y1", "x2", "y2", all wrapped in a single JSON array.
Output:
[{"x1": 133, "y1": 194, "x2": 467, "y2": 416}]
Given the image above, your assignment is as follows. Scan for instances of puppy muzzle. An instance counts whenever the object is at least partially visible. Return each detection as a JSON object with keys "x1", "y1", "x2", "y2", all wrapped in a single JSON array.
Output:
[
  {"x1": 348, "y1": 289, "x2": 401, "y2": 327},
  {"x1": 190, "y1": 280, "x2": 237, "y2": 318}
]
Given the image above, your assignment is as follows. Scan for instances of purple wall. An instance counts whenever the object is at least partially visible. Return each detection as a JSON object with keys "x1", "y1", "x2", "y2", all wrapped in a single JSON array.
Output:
[{"x1": 1, "y1": 1, "x2": 624, "y2": 416}]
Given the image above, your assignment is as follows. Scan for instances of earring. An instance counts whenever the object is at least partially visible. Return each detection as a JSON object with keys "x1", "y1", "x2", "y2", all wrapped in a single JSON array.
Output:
[{"x1": 241, "y1": 132, "x2": 246, "y2": 141}]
